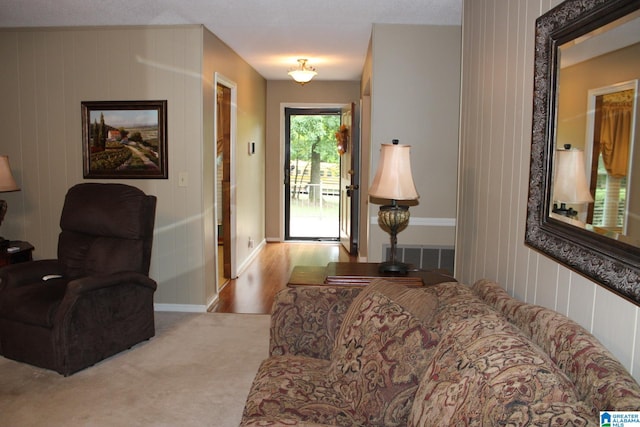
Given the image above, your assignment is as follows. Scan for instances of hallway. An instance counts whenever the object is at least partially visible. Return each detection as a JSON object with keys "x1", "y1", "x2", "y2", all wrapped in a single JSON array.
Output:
[{"x1": 212, "y1": 242, "x2": 356, "y2": 314}]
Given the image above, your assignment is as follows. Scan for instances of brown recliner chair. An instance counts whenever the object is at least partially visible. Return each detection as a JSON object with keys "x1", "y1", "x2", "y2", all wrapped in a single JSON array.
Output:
[{"x1": 0, "y1": 183, "x2": 157, "y2": 376}]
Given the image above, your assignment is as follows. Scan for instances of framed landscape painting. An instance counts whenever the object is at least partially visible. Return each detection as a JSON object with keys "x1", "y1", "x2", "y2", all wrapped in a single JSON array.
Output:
[{"x1": 82, "y1": 100, "x2": 168, "y2": 179}]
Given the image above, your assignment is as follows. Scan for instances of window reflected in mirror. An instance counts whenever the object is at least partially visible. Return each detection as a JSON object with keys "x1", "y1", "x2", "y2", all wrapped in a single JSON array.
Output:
[{"x1": 554, "y1": 10, "x2": 640, "y2": 248}]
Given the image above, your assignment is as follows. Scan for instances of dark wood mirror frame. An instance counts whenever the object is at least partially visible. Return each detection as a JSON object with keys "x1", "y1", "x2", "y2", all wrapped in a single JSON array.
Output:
[{"x1": 526, "y1": 0, "x2": 640, "y2": 306}]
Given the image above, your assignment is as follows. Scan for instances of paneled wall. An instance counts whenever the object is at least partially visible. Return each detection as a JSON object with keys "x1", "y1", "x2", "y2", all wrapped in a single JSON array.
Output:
[
  {"x1": 0, "y1": 25, "x2": 267, "y2": 310},
  {"x1": 0, "y1": 26, "x2": 206, "y2": 306},
  {"x1": 457, "y1": 0, "x2": 640, "y2": 381}
]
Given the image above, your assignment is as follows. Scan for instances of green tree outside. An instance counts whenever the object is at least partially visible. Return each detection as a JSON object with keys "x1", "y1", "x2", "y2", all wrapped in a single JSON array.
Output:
[{"x1": 290, "y1": 114, "x2": 340, "y2": 204}]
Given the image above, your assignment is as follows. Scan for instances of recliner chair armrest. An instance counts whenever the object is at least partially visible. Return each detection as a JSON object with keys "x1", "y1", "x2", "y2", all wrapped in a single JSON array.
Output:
[
  {"x1": 269, "y1": 285, "x2": 362, "y2": 359},
  {"x1": 51, "y1": 270, "x2": 157, "y2": 376},
  {"x1": 66, "y1": 271, "x2": 157, "y2": 296},
  {"x1": 0, "y1": 259, "x2": 63, "y2": 291}
]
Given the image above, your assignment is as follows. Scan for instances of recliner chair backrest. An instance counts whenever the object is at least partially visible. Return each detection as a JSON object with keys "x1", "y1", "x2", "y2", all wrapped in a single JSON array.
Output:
[{"x1": 57, "y1": 183, "x2": 157, "y2": 278}]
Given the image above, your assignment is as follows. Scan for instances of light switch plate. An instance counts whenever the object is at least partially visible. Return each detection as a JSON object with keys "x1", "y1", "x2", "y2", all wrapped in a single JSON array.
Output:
[{"x1": 178, "y1": 172, "x2": 188, "y2": 187}]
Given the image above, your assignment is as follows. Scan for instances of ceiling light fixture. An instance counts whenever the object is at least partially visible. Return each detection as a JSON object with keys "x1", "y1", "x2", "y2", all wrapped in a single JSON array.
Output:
[{"x1": 288, "y1": 59, "x2": 317, "y2": 85}]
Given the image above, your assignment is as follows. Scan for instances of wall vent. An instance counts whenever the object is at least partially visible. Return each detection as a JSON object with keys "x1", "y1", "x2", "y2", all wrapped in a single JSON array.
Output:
[{"x1": 383, "y1": 245, "x2": 455, "y2": 273}]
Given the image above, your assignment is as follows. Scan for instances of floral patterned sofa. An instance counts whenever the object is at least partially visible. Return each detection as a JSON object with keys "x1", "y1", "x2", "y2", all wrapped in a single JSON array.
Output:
[{"x1": 240, "y1": 279, "x2": 640, "y2": 426}]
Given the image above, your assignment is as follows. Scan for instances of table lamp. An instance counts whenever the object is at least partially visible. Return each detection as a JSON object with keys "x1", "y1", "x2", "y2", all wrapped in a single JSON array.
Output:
[
  {"x1": 0, "y1": 155, "x2": 20, "y2": 246},
  {"x1": 552, "y1": 144, "x2": 593, "y2": 219},
  {"x1": 369, "y1": 139, "x2": 419, "y2": 274}
]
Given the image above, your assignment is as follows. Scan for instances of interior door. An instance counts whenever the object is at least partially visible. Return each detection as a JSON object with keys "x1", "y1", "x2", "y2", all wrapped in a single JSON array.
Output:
[
  {"x1": 216, "y1": 83, "x2": 232, "y2": 285},
  {"x1": 339, "y1": 102, "x2": 360, "y2": 255}
]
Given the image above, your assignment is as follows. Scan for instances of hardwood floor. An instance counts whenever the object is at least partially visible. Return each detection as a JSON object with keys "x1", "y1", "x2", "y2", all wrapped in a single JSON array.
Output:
[{"x1": 212, "y1": 242, "x2": 357, "y2": 314}]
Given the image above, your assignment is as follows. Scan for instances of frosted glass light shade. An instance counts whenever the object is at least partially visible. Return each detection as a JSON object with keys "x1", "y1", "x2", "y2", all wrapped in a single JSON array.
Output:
[
  {"x1": 0, "y1": 156, "x2": 19, "y2": 192},
  {"x1": 369, "y1": 143, "x2": 419, "y2": 201},
  {"x1": 288, "y1": 59, "x2": 317, "y2": 84},
  {"x1": 288, "y1": 69, "x2": 317, "y2": 83},
  {"x1": 553, "y1": 148, "x2": 594, "y2": 203}
]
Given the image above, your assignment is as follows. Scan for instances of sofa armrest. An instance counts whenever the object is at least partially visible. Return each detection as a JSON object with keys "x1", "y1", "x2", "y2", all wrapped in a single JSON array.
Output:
[
  {"x1": 269, "y1": 285, "x2": 362, "y2": 359},
  {"x1": 48, "y1": 271, "x2": 157, "y2": 375},
  {"x1": 56, "y1": 272, "x2": 157, "y2": 324},
  {"x1": 473, "y1": 279, "x2": 640, "y2": 412},
  {"x1": 66, "y1": 271, "x2": 157, "y2": 295},
  {"x1": 0, "y1": 259, "x2": 63, "y2": 291}
]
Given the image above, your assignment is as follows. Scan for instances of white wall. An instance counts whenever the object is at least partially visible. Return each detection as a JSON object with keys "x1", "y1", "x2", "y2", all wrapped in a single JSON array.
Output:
[
  {"x1": 457, "y1": 0, "x2": 640, "y2": 381},
  {"x1": 368, "y1": 24, "x2": 461, "y2": 262}
]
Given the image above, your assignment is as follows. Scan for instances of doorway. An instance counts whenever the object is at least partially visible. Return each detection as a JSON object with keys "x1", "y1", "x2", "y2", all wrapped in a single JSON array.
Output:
[
  {"x1": 215, "y1": 75, "x2": 235, "y2": 291},
  {"x1": 285, "y1": 108, "x2": 341, "y2": 240}
]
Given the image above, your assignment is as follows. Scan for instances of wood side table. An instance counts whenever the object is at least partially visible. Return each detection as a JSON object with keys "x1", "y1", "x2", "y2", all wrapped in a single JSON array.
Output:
[
  {"x1": 0, "y1": 241, "x2": 34, "y2": 267},
  {"x1": 288, "y1": 262, "x2": 455, "y2": 287}
]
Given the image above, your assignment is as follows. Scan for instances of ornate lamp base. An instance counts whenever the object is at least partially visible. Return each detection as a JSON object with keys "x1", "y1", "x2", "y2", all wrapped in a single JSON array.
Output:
[
  {"x1": 378, "y1": 259, "x2": 410, "y2": 274},
  {"x1": 552, "y1": 202, "x2": 578, "y2": 218},
  {"x1": 377, "y1": 202, "x2": 410, "y2": 275}
]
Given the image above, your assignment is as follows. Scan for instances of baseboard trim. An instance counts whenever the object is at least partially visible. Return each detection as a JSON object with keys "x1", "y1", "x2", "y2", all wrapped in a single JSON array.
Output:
[
  {"x1": 236, "y1": 239, "x2": 266, "y2": 276},
  {"x1": 206, "y1": 294, "x2": 219, "y2": 312},
  {"x1": 154, "y1": 303, "x2": 207, "y2": 313}
]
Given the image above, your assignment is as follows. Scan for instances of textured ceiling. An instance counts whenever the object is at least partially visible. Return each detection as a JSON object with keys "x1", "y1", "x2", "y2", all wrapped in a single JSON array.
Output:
[{"x1": 0, "y1": 0, "x2": 462, "y2": 81}]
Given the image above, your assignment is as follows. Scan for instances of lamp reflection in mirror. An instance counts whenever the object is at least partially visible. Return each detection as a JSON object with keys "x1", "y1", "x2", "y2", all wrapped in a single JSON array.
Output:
[
  {"x1": 369, "y1": 140, "x2": 419, "y2": 274},
  {"x1": 552, "y1": 144, "x2": 594, "y2": 220},
  {"x1": 288, "y1": 59, "x2": 317, "y2": 85},
  {"x1": 0, "y1": 155, "x2": 20, "y2": 246}
]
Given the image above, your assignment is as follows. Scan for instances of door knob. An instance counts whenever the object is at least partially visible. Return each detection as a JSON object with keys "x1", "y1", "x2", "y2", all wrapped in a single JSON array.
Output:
[{"x1": 345, "y1": 184, "x2": 359, "y2": 197}]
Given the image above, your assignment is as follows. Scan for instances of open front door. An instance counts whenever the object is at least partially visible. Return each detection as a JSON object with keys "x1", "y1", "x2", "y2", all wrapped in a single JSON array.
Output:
[{"x1": 339, "y1": 102, "x2": 360, "y2": 255}]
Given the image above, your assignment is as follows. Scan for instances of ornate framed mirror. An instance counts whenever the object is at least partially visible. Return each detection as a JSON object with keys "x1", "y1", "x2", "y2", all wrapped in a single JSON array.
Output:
[{"x1": 526, "y1": 0, "x2": 640, "y2": 305}]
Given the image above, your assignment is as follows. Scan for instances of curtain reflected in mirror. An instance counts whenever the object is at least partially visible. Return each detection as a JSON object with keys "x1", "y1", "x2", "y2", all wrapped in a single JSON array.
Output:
[
  {"x1": 591, "y1": 90, "x2": 633, "y2": 233},
  {"x1": 554, "y1": 10, "x2": 640, "y2": 248}
]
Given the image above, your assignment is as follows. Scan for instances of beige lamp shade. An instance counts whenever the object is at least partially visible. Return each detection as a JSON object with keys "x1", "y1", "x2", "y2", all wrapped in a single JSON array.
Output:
[
  {"x1": 553, "y1": 148, "x2": 593, "y2": 203},
  {"x1": 0, "y1": 155, "x2": 19, "y2": 192},
  {"x1": 369, "y1": 143, "x2": 419, "y2": 201}
]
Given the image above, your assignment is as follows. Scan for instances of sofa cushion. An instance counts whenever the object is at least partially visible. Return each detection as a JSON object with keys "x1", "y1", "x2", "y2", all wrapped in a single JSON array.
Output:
[
  {"x1": 270, "y1": 286, "x2": 363, "y2": 359},
  {"x1": 241, "y1": 355, "x2": 361, "y2": 426},
  {"x1": 60, "y1": 183, "x2": 151, "y2": 239},
  {"x1": 0, "y1": 279, "x2": 69, "y2": 327},
  {"x1": 58, "y1": 232, "x2": 146, "y2": 278},
  {"x1": 329, "y1": 279, "x2": 440, "y2": 427},
  {"x1": 427, "y1": 281, "x2": 500, "y2": 332},
  {"x1": 409, "y1": 312, "x2": 595, "y2": 426}
]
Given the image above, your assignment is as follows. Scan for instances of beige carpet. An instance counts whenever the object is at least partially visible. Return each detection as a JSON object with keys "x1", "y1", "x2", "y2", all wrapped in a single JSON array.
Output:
[{"x1": 0, "y1": 312, "x2": 270, "y2": 427}]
